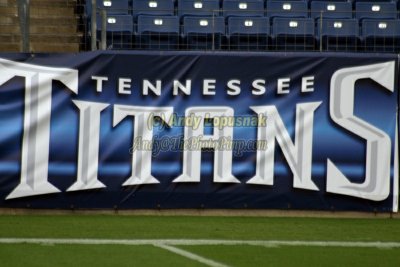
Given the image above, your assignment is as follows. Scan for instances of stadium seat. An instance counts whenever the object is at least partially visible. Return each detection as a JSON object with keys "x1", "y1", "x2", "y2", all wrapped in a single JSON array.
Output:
[
  {"x1": 354, "y1": 0, "x2": 396, "y2": 2},
  {"x1": 96, "y1": 14, "x2": 134, "y2": 49},
  {"x1": 266, "y1": 1, "x2": 309, "y2": 19},
  {"x1": 355, "y1": 2, "x2": 397, "y2": 20},
  {"x1": 266, "y1": 0, "x2": 308, "y2": 1},
  {"x1": 272, "y1": 17, "x2": 315, "y2": 51},
  {"x1": 98, "y1": 0, "x2": 130, "y2": 15},
  {"x1": 310, "y1": 0, "x2": 350, "y2": 2},
  {"x1": 178, "y1": 0, "x2": 221, "y2": 18},
  {"x1": 310, "y1": 1, "x2": 353, "y2": 19},
  {"x1": 182, "y1": 16, "x2": 225, "y2": 50},
  {"x1": 316, "y1": 18, "x2": 360, "y2": 51},
  {"x1": 227, "y1": 17, "x2": 270, "y2": 50},
  {"x1": 132, "y1": 0, "x2": 175, "y2": 21},
  {"x1": 136, "y1": 15, "x2": 180, "y2": 50},
  {"x1": 361, "y1": 19, "x2": 400, "y2": 52},
  {"x1": 222, "y1": 0, "x2": 265, "y2": 18}
]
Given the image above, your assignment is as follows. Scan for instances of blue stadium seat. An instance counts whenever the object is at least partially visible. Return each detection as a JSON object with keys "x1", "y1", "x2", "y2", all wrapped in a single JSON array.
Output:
[
  {"x1": 132, "y1": 0, "x2": 175, "y2": 21},
  {"x1": 310, "y1": 1, "x2": 353, "y2": 19},
  {"x1": 266, "y1": 0, "x2": 308, "y2": 1},
  {"x1": 182, "y1": 16, "x2": 226, "y2": 50},
  {"x1": 354, "y1": 0, "x2": 396, "y2": 2},
  {"x1": 223, "y1": 0, "x2": 265, "y2": 18},
  {"x1": 361, "y1": 19, "x2": 400, "y2": 52},
  {"x1": 354, "y1": 0, "x2": 399, "y2": 7},
  {"x1": 178, "y1": 0, "x2": 220, "y2": 18},
  {"x1": 316, "y1": 18, "x2": 360, "y2": 51},
  {"x1": 136, "y1": 15, "x2": 180, "y2": 50},
  {"x1": 272, "y1": 17, "x2": 315, "y2": 50},
  {"x1": 225, "y1": 0, "x2": 264, "y2": 2},
  {"x1": 266, "y1": 1, "x2": 309, "y2": 19},
  {"x1": 355, "y1": 2, "x2": 397, "y2": 20},
  {"x1": 85, "y1": 0, "x2": 130, "y2": 21},
  {"x1": 99, "y1": 0, "x2": 130, "y2": 15},
  {"x1": 85, "y1": 1, "x2": 130, "y2": 40},
  {"x1": 227, "y1": 17, "x2": 270, "y2": 50},
  {"x1": 96, "y1": 14, "x2": 134, "y2": 49}
]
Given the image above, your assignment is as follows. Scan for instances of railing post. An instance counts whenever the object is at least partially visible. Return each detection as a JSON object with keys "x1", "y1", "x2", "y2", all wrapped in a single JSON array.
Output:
[
  {"x1": 17, "y1": 0, "x2": 30, "y2": 52},
  {"x1": 101, "y1": 9, "x2": 107, "y2": 50},
  {"x1": 91, "y1": 0, "x2": 97, "y2": 51},
  {"x1": 212, "y1": 12, "x2": 215, "y2": 51},
  {"x1": 319, "y1": 11, "x2": 323, "y2": 52}
]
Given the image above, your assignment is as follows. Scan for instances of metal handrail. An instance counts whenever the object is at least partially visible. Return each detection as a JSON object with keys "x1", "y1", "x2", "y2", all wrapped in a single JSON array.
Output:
[{"x1": 17, "y1": 0, "x2": 30, "y2": 52}]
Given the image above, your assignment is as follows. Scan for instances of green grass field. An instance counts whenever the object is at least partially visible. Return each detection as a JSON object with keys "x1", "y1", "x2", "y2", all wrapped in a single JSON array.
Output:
[{"x1": 0, "y1": 215, "x2": 399, "y2": 266}]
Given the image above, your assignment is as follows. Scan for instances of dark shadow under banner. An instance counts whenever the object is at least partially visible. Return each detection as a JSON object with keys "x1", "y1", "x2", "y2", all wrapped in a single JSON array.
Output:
[{"x1": 0, "y1": 51, "x2": 398, "y2": 212}]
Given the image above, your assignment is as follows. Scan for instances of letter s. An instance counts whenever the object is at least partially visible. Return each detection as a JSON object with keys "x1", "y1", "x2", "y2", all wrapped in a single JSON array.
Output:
[{"x1": 327, "y1": 61, "x2": 394, "y2": 201}]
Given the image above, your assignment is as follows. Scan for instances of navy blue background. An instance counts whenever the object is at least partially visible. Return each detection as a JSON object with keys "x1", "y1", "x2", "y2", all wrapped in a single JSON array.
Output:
[{"x1": 0, "y1": 51, "x2": 398, "y2": 211}]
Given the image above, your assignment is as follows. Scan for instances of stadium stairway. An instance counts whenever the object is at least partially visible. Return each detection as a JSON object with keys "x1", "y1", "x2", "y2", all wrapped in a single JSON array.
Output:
[
  {"x1": 0, "y1": 0, "x2": 82, "y2": 52},
  {"x1": 0, "y1": 0, "x2": 20, "y2": 52}
]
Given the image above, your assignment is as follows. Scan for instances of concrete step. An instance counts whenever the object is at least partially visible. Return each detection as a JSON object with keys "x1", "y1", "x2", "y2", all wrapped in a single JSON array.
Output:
[
  {"x1": 30, "y1": 17, "x2": 79, "y2": 26},
  {"x1": 0, "y1": 0, "x2": 17, "y2": 6},
  {"x1": 30, "y1": 0, "x2": 77, "y2": 7},
  {"x1": 30, "y1": 25, "x2": 78, "y2": 34},
  {"x1": 1, "y1": 0, "x2": 78, "y2": 8},
  {"x1": 0, "y1": 6, "x2": 18, "y2": 15},
  {"x1": 30, "y1": 34, "x2": 82, "y2": 43},
  {"x1": 0, "y1": 34, "x2": 21, "y2": 43},
  {"x1": 0, "y1": 25, "x2": 20, "y2": 34},
  {"x1": 0, "y1": 15, "x2": 18, "y2": 25},
  {"x1": 0, "y1": 0, "x2": 83, "y2": 53},
  {"x1": 1, "y1": 0, "x2": 78, "y2": 7},
  {"x1": 0, "y1": 43, "x2": 21, "y2": 52},
  {"x1": 30, "y1": 7, "x2": 75, "y2": 17},
  {"x1": 30, "y1": 42, "x2": 80, "y2": 53}
]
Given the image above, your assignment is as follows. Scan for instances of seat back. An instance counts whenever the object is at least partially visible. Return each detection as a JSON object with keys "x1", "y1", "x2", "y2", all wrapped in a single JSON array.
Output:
[
  {"x1": 311, "y1": 1, "x2": 353, "y2": 19},
  {"x1": 228, "y1": 17, "x2": 270, "y2": 35},
  {"x1": 183, "y1": 16, "x2": 225, "y2": 49},
  {"x1": 223, "y1": 0, "x2": 265, "y2": 18},
  {"x1": 132, "y1": 0, "x2": 175, "y2": 18},
  {"x1": 317, "y1": 18, "x2": 359, "y2": 38},
  {"x1": 361, "y1": 18, "x2": 400, "y2": 52},
  {"x1": 272, "y1": 17, "x2": 314, "y2": 36},
  {"x1": 96, "y1": 14, "x2": 134, "y2": 49},
  {"x1": 267, "y1": 1, "x2": 308, "y2": 18},
  {"x1": 361, "y1": 19, "x2": 400, "y2": 37},
  {"x1": 183, "y1": 16, "x2": 225, "y2": 35},
  {"x1": 137, "y1": 15, "x2": 180, "y2": 34},
  {"x1": 136, "y1": 15, "x2": 180, "y2": 49},
  {"x1": 178, "y1": 0, "x2": 220, "y2": 18},
  {"x1": 99, "y1": 0, "x2": 130, "y2": 15},
  {"x1": 272, "y1": 17, "x2": 315, "y2": 50},
  {"x1": 97, "y1": 14, "x2": 134, "y2": 32},
  {"x1": 355, "y1": 2, "x2": 397, "y2": 20}
]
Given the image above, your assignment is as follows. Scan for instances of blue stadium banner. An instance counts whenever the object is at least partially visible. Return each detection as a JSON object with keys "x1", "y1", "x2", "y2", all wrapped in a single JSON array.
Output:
[{"x1": 0, "y1": 51, "x2": 398, "y2": 212}]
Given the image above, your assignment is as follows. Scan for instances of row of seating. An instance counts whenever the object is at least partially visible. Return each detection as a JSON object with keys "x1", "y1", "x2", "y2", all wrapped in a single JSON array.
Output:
[
  {"x1": 97, "y1": 15, "x2": 400, "y2": 52},
  {"x1": 86, "y1": 1, "x2": 400, "y2": 20}
]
